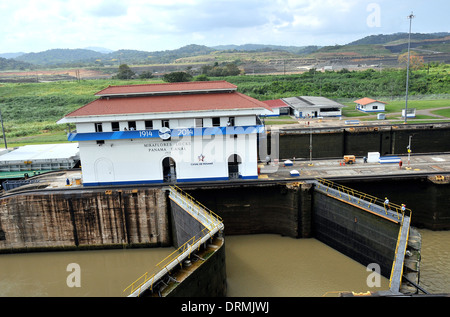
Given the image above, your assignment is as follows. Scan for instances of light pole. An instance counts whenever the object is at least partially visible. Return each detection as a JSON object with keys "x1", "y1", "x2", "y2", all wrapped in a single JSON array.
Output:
[
  {"x1": 0, "y1": 109, "x2": 7, "y2": 149},
  {"x1": 404, "y1": 12, "x2": 415, "y2": 124},
  {"x1": 407, "y1": 135, "x2": 412, "y2": 165}
]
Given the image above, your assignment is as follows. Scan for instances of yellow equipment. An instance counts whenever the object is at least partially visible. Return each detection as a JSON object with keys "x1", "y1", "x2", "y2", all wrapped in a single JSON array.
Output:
[{"x1": 343, "y1": 155, "x2": 356, "y2": 164}]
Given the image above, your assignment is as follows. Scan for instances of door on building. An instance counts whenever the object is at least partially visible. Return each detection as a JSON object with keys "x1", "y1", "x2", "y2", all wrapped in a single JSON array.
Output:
[
  {"x1": 228, "y1": 154, "x2": 241, "y2": 179},
  {"x1": 162, "y1": 157, "x2": 176, "y2": 182},
  {"x1": 94, "y1": 158, "x2": 115, "y2": 183}
]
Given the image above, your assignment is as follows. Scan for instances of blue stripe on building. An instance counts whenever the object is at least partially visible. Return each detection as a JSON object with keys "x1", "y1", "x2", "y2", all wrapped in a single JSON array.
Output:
[{"x1": 68, "y1": 125, "x2": 265, "y2": 142}]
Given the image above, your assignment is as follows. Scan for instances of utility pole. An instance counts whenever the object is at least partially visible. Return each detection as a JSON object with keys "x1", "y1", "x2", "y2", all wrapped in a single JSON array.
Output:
[
  {"x1": 404, "y1": 12, "x2": 415, "y2": 124},
  {"x1": 407, "y1": 135, "x2": 412, "y2": 165},
  {"x1": 308, "y1": 127, "x2": 313, "y2": 166},
  {"x1": 0, "y1": 109, "x2": 7, "y2": 149}
]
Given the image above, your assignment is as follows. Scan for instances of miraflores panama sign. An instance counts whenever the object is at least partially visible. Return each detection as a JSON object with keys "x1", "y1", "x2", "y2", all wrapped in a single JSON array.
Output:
[
  {"x1": 144, "y1": 141, "x2": 191, "y2": 153},
  {"x1": 68, "y1": 126, "x2": 265, "y2": 142}
]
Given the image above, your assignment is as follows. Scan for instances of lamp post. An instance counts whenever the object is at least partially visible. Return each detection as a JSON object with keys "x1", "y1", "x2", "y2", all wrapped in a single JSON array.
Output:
[
  {"x1": 0, "y1": 109, "x2": 7, "y2": 149},
  {"x1": 407, "y1": 135, "x2": 413, "y2": 166},
  {"x1": 404, "y1": 12, "x2": 415, "y2": 124}
]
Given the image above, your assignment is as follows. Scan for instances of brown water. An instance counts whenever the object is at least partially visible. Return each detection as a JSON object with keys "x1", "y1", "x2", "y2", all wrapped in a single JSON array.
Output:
[
  {"x1": 417, "y1": 229, "x2": 450, "y2": 294},
  {"x1": 0, "y1": 247, "x2": 174, "y2": 297},
  {"x1": 0, "y1": 230, "x2": 447, "y2": 297},
  {"x1": 225, "y1": 234, "x2": 390, "y2": 297}
]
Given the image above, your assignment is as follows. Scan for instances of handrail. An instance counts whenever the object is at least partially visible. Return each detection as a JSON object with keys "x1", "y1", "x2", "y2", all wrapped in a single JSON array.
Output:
[
  {"x1": 315, "y1": 178, "x2": 413, "y2": 293},
  {"x1": 122, "y1": 185, "x2": 223, "y2": 297},
  {"x1": 122, "y1": 228, "x2": 211, "y2": 296},
  {"x1": 315, "y1": 178, "x2": 412, "y2": 220},
  {"x1": 170, "y1": 185, "x2": 223, "y2": 222}
]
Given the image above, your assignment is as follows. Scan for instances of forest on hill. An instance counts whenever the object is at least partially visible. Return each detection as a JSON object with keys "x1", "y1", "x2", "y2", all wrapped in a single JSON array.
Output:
[
  {"x1": 0, "y1": 62, "x2": 448, "y2": 145},
  {"x1": 1, "y1": 32, "x2": 448, "y2": 70}
]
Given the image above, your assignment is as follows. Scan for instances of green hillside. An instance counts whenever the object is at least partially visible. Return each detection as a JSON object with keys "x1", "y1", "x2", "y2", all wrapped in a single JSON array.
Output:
[
  {"x1": 2, "y1": 32, "x2": 449, "y2": 72},
  {"x1": 0, "y1": 62, "x2": 449, "y2": 146}
]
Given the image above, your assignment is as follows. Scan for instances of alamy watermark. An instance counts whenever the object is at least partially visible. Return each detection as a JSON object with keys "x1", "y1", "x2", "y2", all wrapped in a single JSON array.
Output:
[
  {"x1": 367, "y1": 3, "x2": 381, "y2": 28},
  {"x1": 66, "y1": 263, "x2": 81, "y2": 288},
  {"x1": 366, "y1": 263, "x2": 382, "y2": 288}
]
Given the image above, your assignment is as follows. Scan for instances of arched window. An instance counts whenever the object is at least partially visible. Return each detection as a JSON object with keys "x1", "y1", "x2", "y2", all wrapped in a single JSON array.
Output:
[
  {"x1": 162, "y1": 157, "x2": 176, "y2": 182},
  {"x1": 227, "y1": 154, "x2": 241, "y2": 179}
]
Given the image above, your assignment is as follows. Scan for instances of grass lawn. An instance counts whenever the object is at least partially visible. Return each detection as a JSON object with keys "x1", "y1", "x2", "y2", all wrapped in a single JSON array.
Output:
[
  {"x1": 432, "y1": 108, "x2": 450, "y2": 117},
  {"x1": 384, "y1": 99, "x2": 450, "y2": 113},
  {"x1": 3, "y1": 131, "x2": 69, "y2": 148}
]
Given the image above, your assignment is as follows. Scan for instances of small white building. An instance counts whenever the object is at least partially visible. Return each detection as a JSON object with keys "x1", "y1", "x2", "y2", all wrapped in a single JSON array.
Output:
[
  {"x1": 402, "y1": 108, "x2": 416, "y2": 118},
  {"x1": 261, "y1": 99, "x2": 290, "y2": 117},
  {"x1": 354, "y1": 98, "x2": 386, "y2": 112},
  {"x1": 282, "y1": 96, "x2": 344, "y2": 118},
  {"x1": 57, "y1": 81, "x2": 272, "y2": 186}
]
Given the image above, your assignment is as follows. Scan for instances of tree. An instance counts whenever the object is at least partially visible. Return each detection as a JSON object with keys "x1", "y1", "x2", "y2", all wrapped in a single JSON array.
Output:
[
  {"x1": 138, "y1": 71, "x2": 154, "y2": 79},
  {"x1": 162, "y1": 71, "x2": 193, "y2": 83},
  {"x1": 194, "y1": 74, "x2": 210, "y2": 81},
  {"x1": 398, "y1": 52, "x2": 424, "y2": 70},
  {"x1": 113, "y1": 64, "x2": 136, "y2": 79}
]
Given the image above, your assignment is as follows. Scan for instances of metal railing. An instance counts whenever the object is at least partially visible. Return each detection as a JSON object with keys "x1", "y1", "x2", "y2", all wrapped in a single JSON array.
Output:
[
  {"x1": 315, "y1": 178, "x2": 411, "y2": 221},
  {"x1": 315, "y1": 178, "x2": 413, "y2": 293},
  {"x1": 122, "y1": 185, "x2": 223, "y2": 297},
  {"x1": 169, "y1": 185, "x2": 223, "y2": 230}
]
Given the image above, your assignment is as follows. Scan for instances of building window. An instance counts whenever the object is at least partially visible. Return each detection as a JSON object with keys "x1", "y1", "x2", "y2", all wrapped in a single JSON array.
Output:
[
  {"x1": 96, "y1": 140, "x2": 105, "y2": 146},
  {"x1": 111, "y1": 122, "x2": 120, "y2": 131},
  {"x1": 95, "y1": 123, "x2": 103, "y2": 132},
  {"x1": 212, "y1": 117, "x2": 220, "y2": 127},
  {"x1": 162, "y1": 120, "x2": 170, "y2": 128},
  {"x1": 128, "y1": 121, "x2": 136, "y2": 130},
  {"x1": 227, "y1": 117, "x2": 235, "y2": 126},
  {"x1": 195, "y1": 118, "x2": 203, "y2": 128},
  {"x1": 373, "y1": 106, "x2": 378, "y2": 110},
  {"x1": 145, "y1": 120, "x2": 153, "y2": 130}
]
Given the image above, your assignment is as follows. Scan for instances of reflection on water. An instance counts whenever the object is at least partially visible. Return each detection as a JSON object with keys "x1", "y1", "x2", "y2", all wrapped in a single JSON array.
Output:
[{"x1": 0, "y1": 230, "x2": 448, "y2": 297}]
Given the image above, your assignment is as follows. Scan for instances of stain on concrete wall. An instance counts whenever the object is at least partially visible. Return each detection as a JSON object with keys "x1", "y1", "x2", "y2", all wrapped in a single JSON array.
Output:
[{"x1": 0, "y1": 188, "x2": 170, "y2": 252}]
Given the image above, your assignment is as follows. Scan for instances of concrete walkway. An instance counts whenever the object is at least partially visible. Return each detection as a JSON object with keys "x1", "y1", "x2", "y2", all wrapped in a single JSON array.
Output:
[{"x1": 259, "y1": 153, "x2": 450, "y2": 181}]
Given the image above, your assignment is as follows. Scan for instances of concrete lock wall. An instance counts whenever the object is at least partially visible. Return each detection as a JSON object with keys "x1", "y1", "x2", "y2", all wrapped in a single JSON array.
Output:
[
  {"x1": 312, "y1": 190, "x2": 399, "y2": 278},
  {"x1": 338, "y1": 177, "x2": 450, "y2": 230},
  {"x1": 0, "y1": 188, "x2": 171, "y2": 252},
  {"x1": 184, "y1": 182, "x2": 400, "y2": 279},
  {"x1": 165, "y1": 239, "x2": 227, "y2": 297},
  {"x1": 169, "y1": 197, "x2": 208, "y2": 248},
  {"x1": 183, "y1": 182, "x2": 313, "y2": 238},
  {"x1": 278, "y1": 125, "x2": 450, "y2": 159}
]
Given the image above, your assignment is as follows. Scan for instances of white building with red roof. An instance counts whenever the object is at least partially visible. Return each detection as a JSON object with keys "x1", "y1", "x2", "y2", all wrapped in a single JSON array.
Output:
[
  {"x1": 261, "y1": 99, "x2": 290, "y2": 117},
  {"x1": 354, "y1": 97, "x2": 386, "y2": 112},
  {"x1": 57, "y1": 81, "x2": 271, "y2": 186}
]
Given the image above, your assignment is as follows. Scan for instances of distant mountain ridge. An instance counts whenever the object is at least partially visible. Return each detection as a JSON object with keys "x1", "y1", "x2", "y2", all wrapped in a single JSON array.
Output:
[
  {"x1": 211, "y1": 44, "x2": 320, "y2": 54},
  {"x1": 348, "y1": 32, "x2": 450, "y2": 45},
  {"x1": 10, "y1": 44, "x2": 216, "y2": 66},
  {"x1": 1, "y1": 32, "x2": 449, "y2": 70}
]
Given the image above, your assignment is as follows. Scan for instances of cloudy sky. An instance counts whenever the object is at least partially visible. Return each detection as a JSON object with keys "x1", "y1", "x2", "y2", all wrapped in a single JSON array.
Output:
[{"x1": 1, "y1": 0, "x2": 448, "y2": 53}]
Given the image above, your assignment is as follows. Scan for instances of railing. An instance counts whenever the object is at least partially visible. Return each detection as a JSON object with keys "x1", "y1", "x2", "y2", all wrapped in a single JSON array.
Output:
[
  {"x1": 169, "y1": 185, "x2": 223, "y2": 231},
  {"x1": 315, "y1": 178, "x2": 413, "y2": 293},
  {"x1": 122, "y1": 185, "x2": 223, "y2": 297},
  {"x1": 123, "y1": 227, "x2": 212, "y2": 297},
  {"x1": 315, "y1": 178, "x2": 411, "y2": 221}
]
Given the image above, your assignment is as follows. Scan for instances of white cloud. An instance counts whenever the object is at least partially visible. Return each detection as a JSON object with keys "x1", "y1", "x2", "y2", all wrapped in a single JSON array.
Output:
[{"x1": 0, "y1": 0, "x2": 447, "y2": 53}]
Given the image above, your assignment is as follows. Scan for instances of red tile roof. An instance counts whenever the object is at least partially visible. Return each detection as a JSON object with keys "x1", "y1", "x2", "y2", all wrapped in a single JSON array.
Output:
[
  {"x1": 262, "y1": 99, "x2": 289, "y2": 108},
  {"x1": 65, "y1": 91, "x2": 272, "y2": 118},
  {"x1": 95, "y1": 80, "x2": 237, "y2": 96},
  {"x1": 354, "y1": 97, "x2": 386, "y2": 105}
]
